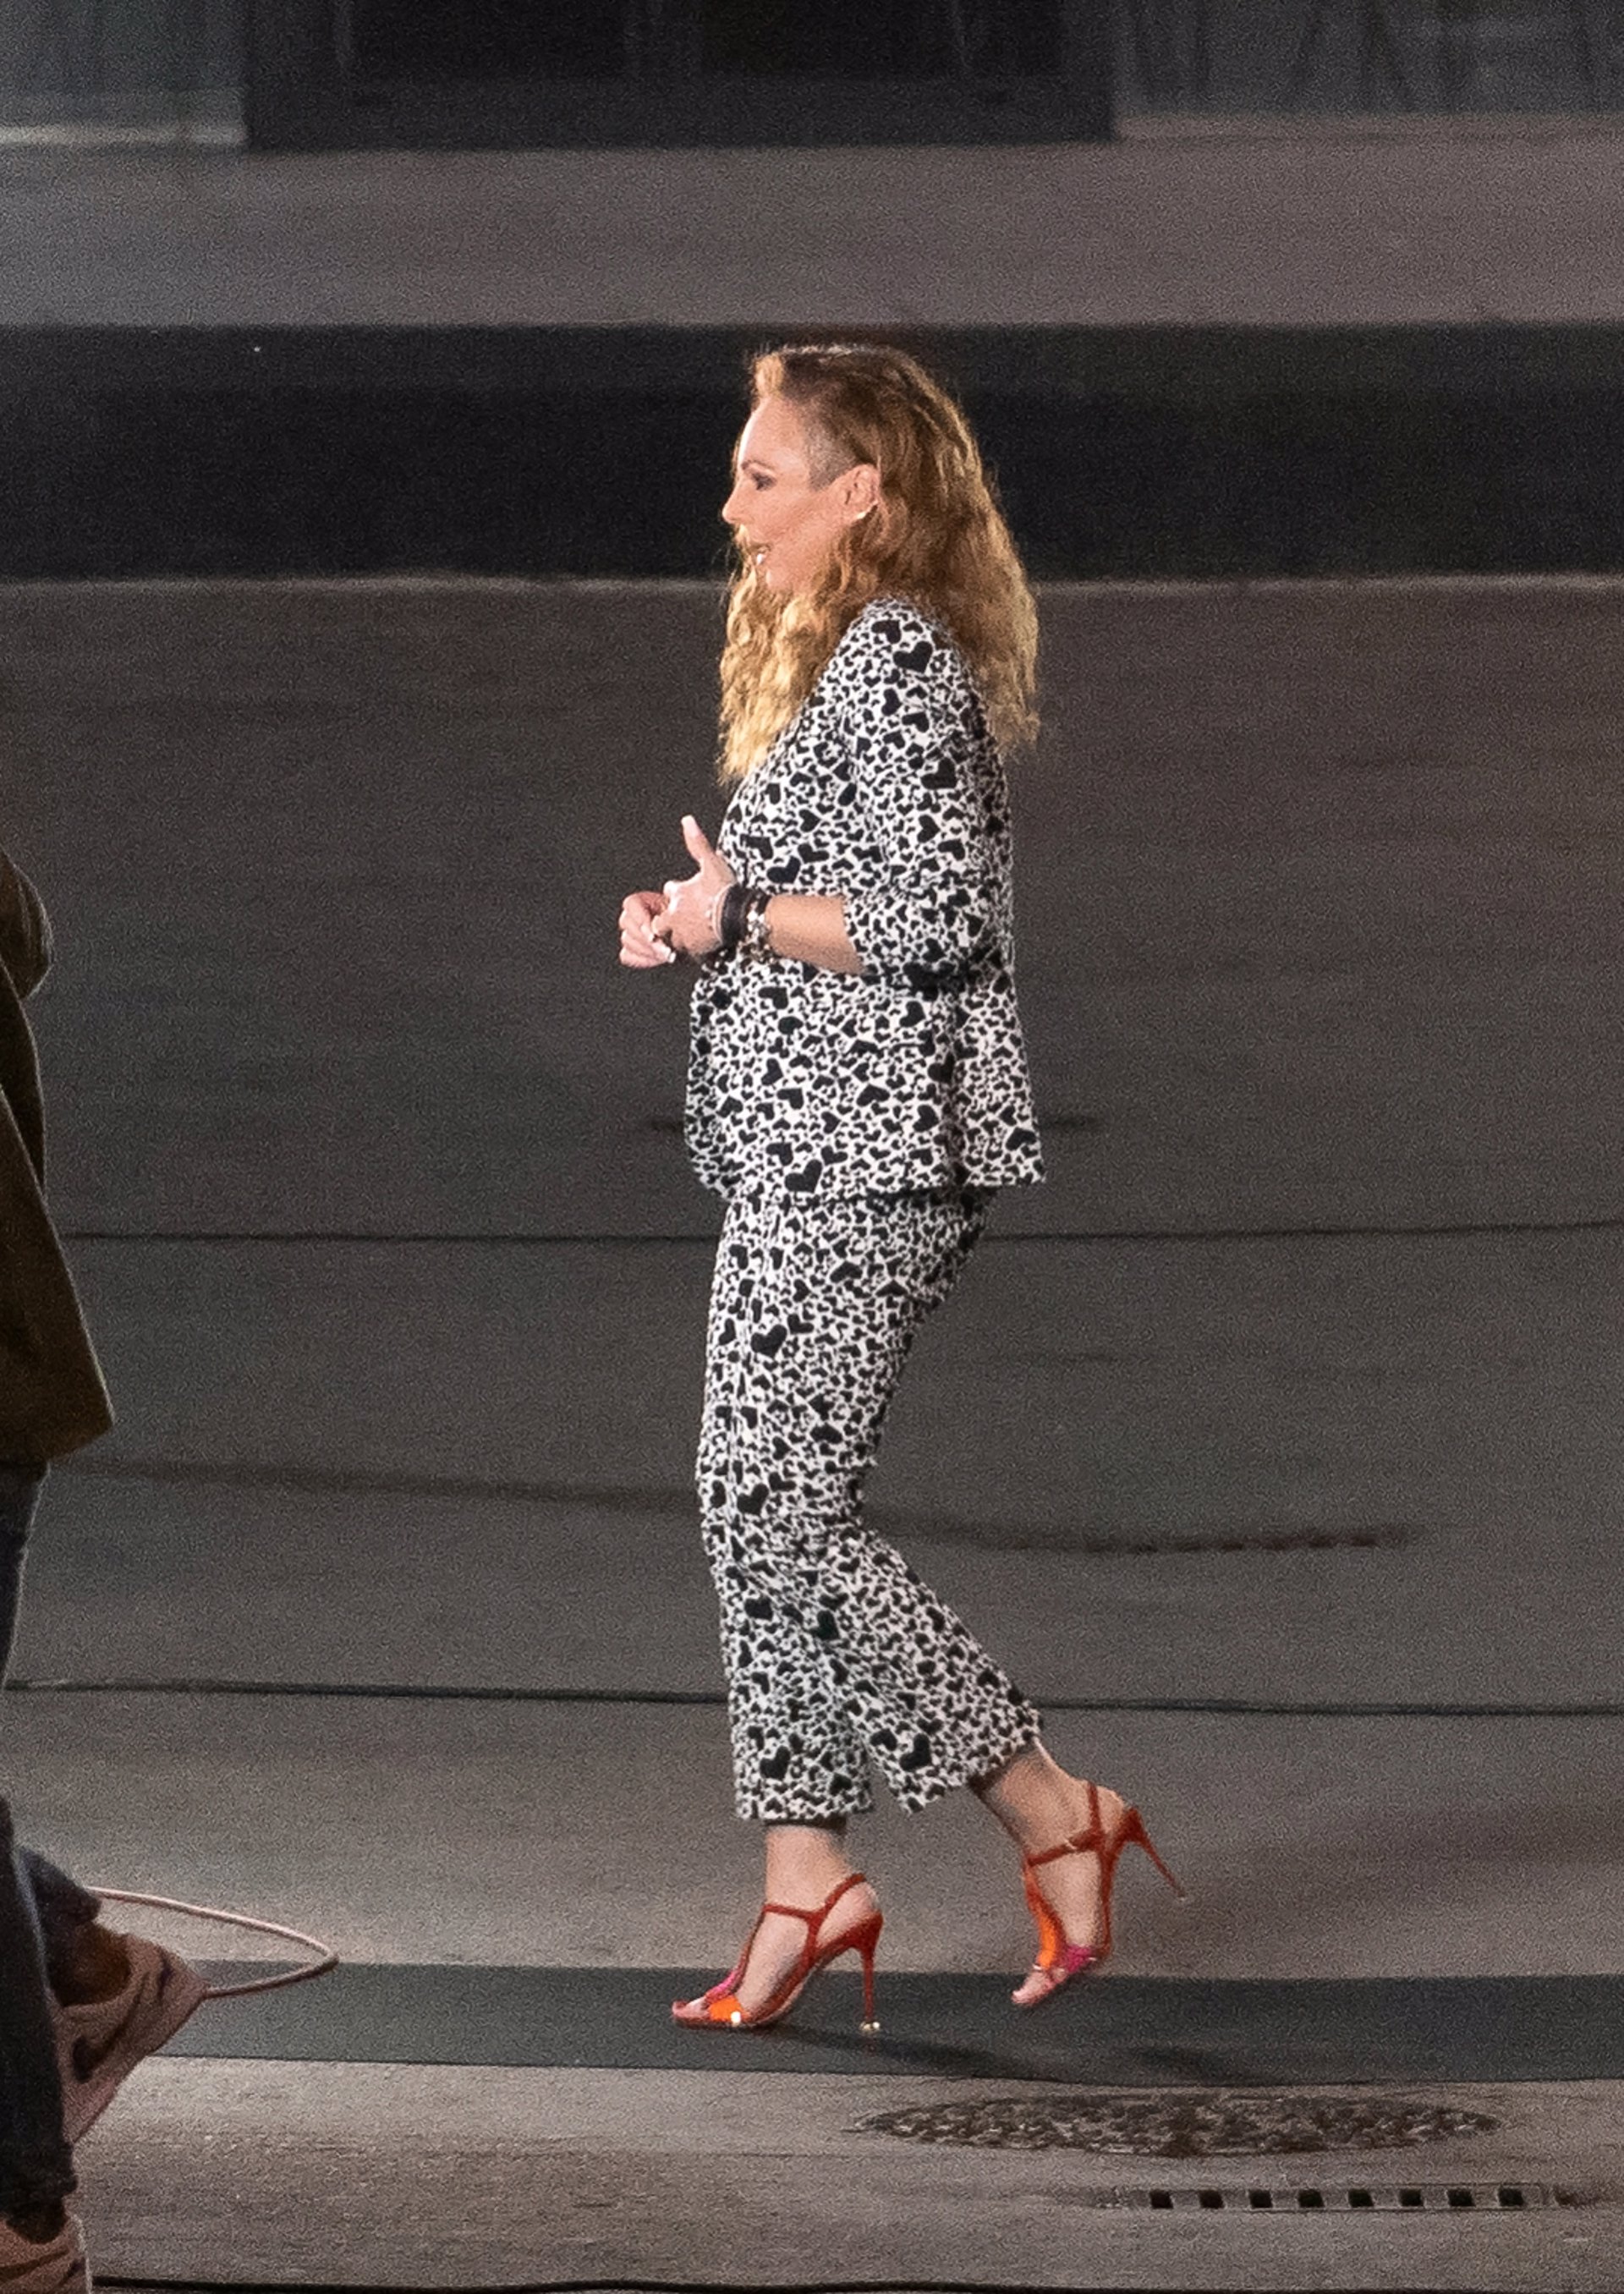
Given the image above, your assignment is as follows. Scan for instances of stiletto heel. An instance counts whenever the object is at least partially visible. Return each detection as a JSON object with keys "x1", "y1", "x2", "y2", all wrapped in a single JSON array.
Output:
[
  {"x1": 1014, "y1": 1784, "x2": 1184, "y2": 2010},
  {"x1": 1117, "y1": 1805, "x2": 1185, "y2": 1902},
  {"x1": 857, "y1": 1922, "x2": 881, "y2": 2032},
  {"x1": 672, "y1": 1873, "x2": 884, "y2": 2033}
]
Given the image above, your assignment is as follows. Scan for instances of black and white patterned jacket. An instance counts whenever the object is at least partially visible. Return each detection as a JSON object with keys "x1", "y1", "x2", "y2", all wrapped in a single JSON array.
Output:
[{"x1": 685, "y1": 597, "x2": 1045, "y2": 1199}]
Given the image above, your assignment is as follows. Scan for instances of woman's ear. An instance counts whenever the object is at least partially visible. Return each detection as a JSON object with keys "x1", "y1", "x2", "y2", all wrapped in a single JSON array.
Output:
[{"x1": 842, "y1": 464, "x2": 882, "y2": 523}]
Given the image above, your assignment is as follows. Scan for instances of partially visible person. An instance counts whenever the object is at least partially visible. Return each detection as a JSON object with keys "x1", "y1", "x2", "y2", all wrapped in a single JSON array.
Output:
[{"x1": 1, "y1": 846, "x2": 206, "y2": 2292}]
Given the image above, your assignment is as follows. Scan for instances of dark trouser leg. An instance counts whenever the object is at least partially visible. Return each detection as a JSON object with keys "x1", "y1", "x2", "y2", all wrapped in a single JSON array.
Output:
[
  {"x1": 0, "y1": 1463, "x2": 75, "y2": 2215},
  {"x1": 699, "y1": 1189, "x2": 1040, "y2": 1824},
  {"x1": 0, "y1": 1802, "x2": 74, "y2": 2215},
  {"x1": 0, "y1": 1468, "x2": 102, "y2": 1972},
  {"x1": 19, "y1": 1854, "x2": 101, "y2": 2001}
]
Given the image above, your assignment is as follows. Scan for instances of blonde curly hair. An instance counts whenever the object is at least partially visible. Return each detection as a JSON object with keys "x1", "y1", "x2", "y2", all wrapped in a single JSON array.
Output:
[{"x1": 718, "y1": 343, "x2": 1040, "y2": 783}]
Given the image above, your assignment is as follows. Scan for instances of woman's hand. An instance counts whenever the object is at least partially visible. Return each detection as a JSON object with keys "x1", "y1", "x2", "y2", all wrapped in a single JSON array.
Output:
[
  {"x1": 650, "y1": 815, "x2": 735, "y2": 962},
  {"x1": 619, "y1": 889, "x2": 677, "y2": 969}
]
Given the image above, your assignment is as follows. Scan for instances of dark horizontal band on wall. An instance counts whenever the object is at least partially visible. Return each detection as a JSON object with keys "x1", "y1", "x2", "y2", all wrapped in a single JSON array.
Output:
[
  {"x1": 13, "y1": 321, "x2": 1624, "y2": 403},
  {"x1": 173, "y1": 1963, "x2": 1624, "y2": 2081},
  {"x1": 5, "y1": 323, "x2": 1624, "y2": 579}
]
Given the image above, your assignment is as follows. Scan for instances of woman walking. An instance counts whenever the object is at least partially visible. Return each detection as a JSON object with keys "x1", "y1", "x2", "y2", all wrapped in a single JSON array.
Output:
[{"x1": 618, "y1": 344, "x2": 1179, "y2": 2028}]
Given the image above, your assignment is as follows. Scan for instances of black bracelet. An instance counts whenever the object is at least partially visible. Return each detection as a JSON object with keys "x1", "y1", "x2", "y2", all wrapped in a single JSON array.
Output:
[
  {"x1": 716, "y1": 881, "x2": 753, "y2": 952},
  {"x1": 716, "y1": 875, "x2": 771, "y2": 949}
]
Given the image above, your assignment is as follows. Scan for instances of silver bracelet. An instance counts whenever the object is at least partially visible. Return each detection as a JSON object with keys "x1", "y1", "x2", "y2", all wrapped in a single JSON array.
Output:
[{"x1": 740, "y1": 890, "x2": 776, "y2": 961}]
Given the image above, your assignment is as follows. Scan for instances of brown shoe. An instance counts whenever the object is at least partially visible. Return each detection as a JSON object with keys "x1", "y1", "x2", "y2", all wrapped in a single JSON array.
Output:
[
  {"x1": 54, "y1": 1933, "x2": 209, "y2": 2143},
  {"x1": 0, "y1": 2209, "x2": 90, "y2": 2292}
]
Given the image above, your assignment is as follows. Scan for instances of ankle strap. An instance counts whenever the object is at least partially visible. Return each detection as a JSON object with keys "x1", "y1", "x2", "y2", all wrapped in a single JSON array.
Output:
[
  {"x1": 1024, "y1": 1784, "x2": 1103, "y2": 1870},
  {"x1": 761, "y1": 1872, "x2": 869, "y2": 1925}
]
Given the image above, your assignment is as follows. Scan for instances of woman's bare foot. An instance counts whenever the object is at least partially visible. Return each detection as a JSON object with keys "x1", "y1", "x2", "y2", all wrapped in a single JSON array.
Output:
[
  {"x1": 673, "y1": 1822, "x2": 875, "y2": 2024},
  {"x1": 974, "y1": 1742, "x2": 1129, "y2": 2001},
  {"x1": 672, "y1": 1879, "x2": 882, "y2": 2022}
]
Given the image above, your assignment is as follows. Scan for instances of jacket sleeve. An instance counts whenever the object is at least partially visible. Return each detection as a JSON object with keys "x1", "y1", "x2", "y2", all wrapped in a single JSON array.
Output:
[
  {"x1": 837, "y1": 611, "x2": 999, "y2": 989},
  {"x1": 0, "y1": 851, "x2": 52, "y2": 1002}
]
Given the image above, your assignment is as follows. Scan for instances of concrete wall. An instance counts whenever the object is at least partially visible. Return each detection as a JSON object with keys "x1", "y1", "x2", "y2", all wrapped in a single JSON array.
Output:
[
  {"x1": 0, "y1": 0, "x2": 240, "y2": 123},
  {"x1": 7, "y1": 570, "x2": 1621, "y2": 1695},
  {"x1": 9, "y1": 134, "x2": 1624, "y2": 327},
  {"x1": 4, "y1": 575, "x2": 1621, "y2": 1244}
]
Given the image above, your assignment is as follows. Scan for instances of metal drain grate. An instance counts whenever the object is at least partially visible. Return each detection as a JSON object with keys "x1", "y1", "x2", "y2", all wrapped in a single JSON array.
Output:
[
  {"x1": 859, "y1": 2093, "x2": 1499, "y2": 2156},
  {"x1": 1127, "y1": 2184, "x2": 1550, "y2": 2213}
]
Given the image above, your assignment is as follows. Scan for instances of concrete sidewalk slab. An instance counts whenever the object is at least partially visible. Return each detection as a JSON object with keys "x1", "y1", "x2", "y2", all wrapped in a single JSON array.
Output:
[{"x1": 69, "y1": 2065, "x2": 1621, "y2": 2290}]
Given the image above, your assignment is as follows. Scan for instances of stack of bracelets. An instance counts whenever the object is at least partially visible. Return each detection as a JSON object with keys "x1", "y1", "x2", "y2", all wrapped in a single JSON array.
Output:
[{"x1": 712, "y1": 881, "x2": 776, "y2": 959}]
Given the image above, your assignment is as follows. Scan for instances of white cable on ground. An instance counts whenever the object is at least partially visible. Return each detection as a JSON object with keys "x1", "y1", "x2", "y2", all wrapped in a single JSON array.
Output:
[{"x1": 91, "y1": 1887, "x2": 340, "y2": 1996}]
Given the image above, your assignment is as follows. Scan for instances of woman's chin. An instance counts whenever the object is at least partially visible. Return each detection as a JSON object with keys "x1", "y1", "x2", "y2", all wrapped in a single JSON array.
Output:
[{"x1": 750, "y1": 550, "x2": 802, "y2": 595}]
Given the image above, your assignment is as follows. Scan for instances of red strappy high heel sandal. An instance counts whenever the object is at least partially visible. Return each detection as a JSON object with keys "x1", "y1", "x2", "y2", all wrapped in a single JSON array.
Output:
[
  {"x1": 1016, "y1": 1782, "x2": 1185, "y2": 2009},
  {"x1": 672, "y1": 1872, "x2": 883, "y2": 2032}
]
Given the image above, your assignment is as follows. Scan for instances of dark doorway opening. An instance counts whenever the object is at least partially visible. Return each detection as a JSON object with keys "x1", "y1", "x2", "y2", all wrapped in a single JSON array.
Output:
[
  {"x1": 348, "y1": 0, "x2": 1068, "y2": 84},
  {"x1": 250, "y1": 0, "x2": 1108, "y2": 147},
  {"x1": 351, "y1": 0, "x2": 628, "y2": 82}
]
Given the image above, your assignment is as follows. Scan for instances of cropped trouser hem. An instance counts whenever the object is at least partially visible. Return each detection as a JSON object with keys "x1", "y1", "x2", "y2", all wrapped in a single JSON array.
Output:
[
  {"x1": 699, "y1": 1184, "x2": 1042, "y2": 1825},
  {"x1": 744, "y1": 1708, "x2": 1045, "y2": 1825}
]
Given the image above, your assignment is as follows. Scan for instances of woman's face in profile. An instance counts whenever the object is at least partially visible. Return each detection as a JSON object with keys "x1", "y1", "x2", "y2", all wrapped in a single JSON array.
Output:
[{"x1": 722, "y1": 394, "x2": 870, "y2": 595}]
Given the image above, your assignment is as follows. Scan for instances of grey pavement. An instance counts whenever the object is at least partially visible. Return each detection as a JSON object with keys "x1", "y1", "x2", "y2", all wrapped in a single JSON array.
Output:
[
  {"x1": 5, "y1": 118, "x2": 1624, "y2": 328},
  {"x1": 67, "y1": 2066, "x2": 1624, "y2": 2290},
  {"x1": 8, "y1": 1692, "x2": 1623, "y2": 1978},
  {"x1": 3, "y1": 577, "x2": 1622, "y2": 2286}
]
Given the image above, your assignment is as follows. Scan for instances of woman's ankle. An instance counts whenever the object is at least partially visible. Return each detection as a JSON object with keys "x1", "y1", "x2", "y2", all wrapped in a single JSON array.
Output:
[
  {"x1": 974, "y1": 1742, "x2": 1098, "y2": 1852},
  {"x1": 763, "y1": 1820, "x2": 853, "y2": 1902}
]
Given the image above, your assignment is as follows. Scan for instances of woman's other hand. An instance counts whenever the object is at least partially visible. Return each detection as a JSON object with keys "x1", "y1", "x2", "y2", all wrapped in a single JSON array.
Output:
[
  {"x1": 652, "y1": 816, "x2": 734, "y2": 962},
  {"x1": 619, "y1": 889, "x2": 677, "y2": 969}
]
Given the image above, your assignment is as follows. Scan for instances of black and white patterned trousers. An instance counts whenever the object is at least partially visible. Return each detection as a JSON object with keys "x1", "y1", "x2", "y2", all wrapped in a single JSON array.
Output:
[{"x1": 698, "y1": 1184, "x2": 1041, "y2": 1823}]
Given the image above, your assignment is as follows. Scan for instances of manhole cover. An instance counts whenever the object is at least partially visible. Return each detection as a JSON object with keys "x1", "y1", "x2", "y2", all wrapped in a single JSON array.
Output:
[{"x1": 857, "y1": 2092, "x2": 1498, "y2": 2157}]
